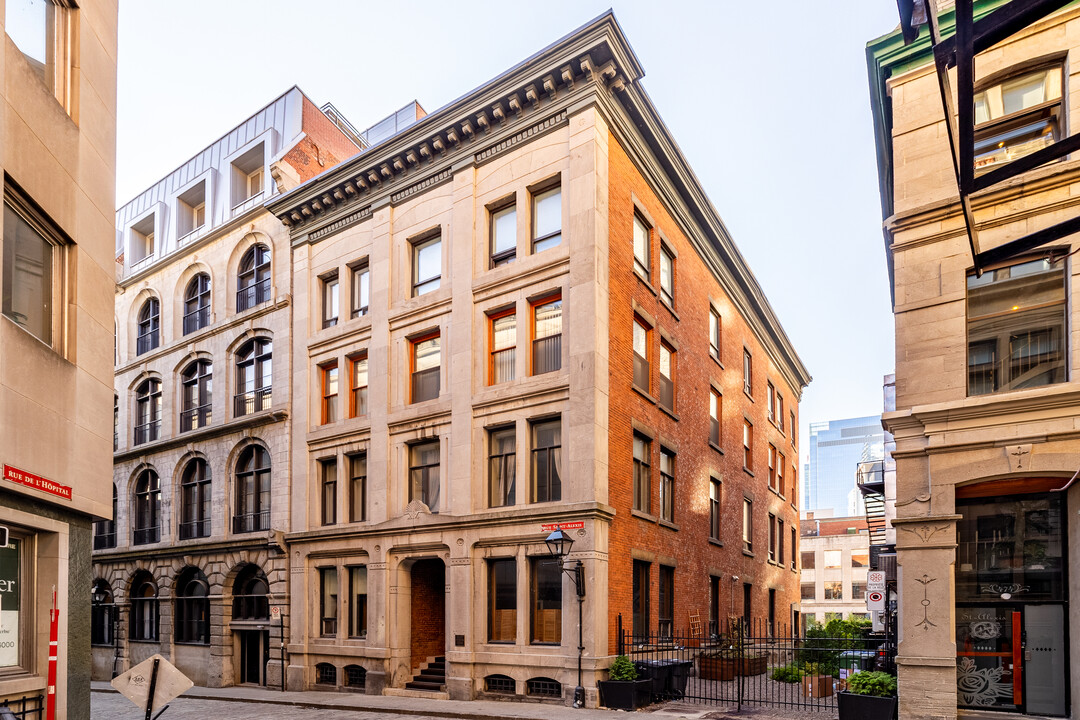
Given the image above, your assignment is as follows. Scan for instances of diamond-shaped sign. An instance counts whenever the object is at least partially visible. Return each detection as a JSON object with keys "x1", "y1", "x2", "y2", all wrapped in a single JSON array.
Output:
[{"x1": 111, "y1": 654, "x2": 192, "y2": 712}]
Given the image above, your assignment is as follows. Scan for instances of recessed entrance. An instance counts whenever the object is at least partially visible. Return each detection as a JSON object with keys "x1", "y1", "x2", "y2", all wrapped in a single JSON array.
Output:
[
  {"x1": 237, "y1": 630, "x2": 268, "y2": 685},
  {"x1": 409, "y1": 559, "x2": 445, "y2": 674}
]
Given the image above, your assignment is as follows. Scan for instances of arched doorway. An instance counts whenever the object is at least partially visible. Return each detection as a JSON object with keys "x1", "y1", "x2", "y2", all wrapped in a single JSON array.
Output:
[{"x1": 232, "y1": 565, "x2": 269, "y2": 686}]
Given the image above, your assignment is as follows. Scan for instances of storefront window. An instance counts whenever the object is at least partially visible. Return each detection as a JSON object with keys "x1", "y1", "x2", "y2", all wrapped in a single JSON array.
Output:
[{"x1": 0, "y1": 537, "x2": 21, "y2": 669}]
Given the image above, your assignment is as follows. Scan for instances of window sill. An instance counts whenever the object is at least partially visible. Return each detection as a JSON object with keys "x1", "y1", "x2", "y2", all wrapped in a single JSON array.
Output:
[
  {"x1": 768, "y1": 487, "x2": 785, "y2": 501},
  {"x1": 660, "y1": 297, "x2": 679, "y2": 321},
  {"x1": 708, "y1": 538, "x2": 724, "y2": 548},
  {"x1": 743, "y1": 390, "x2": 755, "y2": 403},
  {"x1": 709, "y1": 441, "x2": 724, "y2": 454},
  {"x1": 631, "y1": 508, "x2": 657, "y2": 523},
  {"x1": 743, "y1": 467, "x2": 754, "y2": 477},
  {"x1": 659, "y1": 519, "x2": 679, "y2": 531},
  {"x1": 635, "y1": 272, "x2": 658, "y2": 297},
  {"x1": 632, "y1": 384, "x2": 658, "y2": 404},
  {"x1": 711, "y1": 354, "x2": 724, "y2": 370},
  {"x1": 659, "y1": 405, "x2": 678, "y2": 421},
  {"x1": 129, "y1": 639, "x2": 161, "y2": 644},
  {"x1": 742, "y1": 549, "x2": 755, "y2": 558}
]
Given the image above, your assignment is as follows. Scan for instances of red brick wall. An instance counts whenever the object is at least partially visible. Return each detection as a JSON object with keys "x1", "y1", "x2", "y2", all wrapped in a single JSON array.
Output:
[
  {"x1": 410, "y1": 559, "x2": 445, "y2": 672},
  {"x1": 606, "y1": 132, "x2": 802, "y2": 652},
  {"x1": 280, "y1": 97, "x2": 361, "y2": 183},
  {"x1": 812, "y1": 516, "x2": 869, "y2": 537}
]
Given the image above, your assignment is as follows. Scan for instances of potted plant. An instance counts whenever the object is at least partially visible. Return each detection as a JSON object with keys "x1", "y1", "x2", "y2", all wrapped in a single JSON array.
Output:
[
  {"x1": 838, "y1": 671, "x2": 897, "y2": 720},
  {"x1": 698, "y1": 649, "x2": 735, "y2": 681},
  {"x1": 598, "y1": 655, "x2": 652, "y2": 710}
]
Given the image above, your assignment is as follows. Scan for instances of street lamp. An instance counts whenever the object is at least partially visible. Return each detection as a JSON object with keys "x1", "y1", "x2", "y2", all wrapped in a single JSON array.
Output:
[{"x1": 545, "y1": 529, "x2": 586, "y2": 709}]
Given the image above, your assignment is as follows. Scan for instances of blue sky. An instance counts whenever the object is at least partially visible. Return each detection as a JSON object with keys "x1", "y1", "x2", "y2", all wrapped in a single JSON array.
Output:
[{"x1": 117, "y1": 1, "x2": 902, "y2": 462}]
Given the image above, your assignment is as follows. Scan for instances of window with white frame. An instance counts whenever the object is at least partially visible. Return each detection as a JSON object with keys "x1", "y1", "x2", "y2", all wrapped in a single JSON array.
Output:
[
  {"x1": 633, "y1": 212, "x2": 651, "y2": 280},
  {"x1": 3, "y1": 192, "x2": 64, "y2": 347},
  {"x1": 177, "y1": 181, "x2": 207, "y2": 239},
  {"x1": 231, "y1": 144, "x2": 265, "y2": 211},
  {"x1": 532, "y1": 184, "x2": 561, "y2": 252},
  {"x1": 412, "y1": 233, "x2": 441, "y2": 296},
  {"x1": 490, "y1": 200, "x2": 516, "y2": 267},
  {"x1": 350, "y1": 260, "x2": 369, "y2": 318}
]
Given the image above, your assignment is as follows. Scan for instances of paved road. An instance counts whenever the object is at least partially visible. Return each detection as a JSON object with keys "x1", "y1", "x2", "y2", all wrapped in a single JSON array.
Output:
[{"x1": 90, "y1": 693, "x2": 447, "y2": 719}]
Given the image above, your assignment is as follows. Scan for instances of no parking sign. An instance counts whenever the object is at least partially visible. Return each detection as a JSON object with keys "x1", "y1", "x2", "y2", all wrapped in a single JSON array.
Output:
[{"x1": 866, "y1": 591, "x2": 885, "y2": 612}]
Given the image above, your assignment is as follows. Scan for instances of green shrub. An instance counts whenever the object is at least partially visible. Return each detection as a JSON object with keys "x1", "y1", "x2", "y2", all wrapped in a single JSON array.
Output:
[
  {"x1": 609, "y1": 655, "x2": 638, "y2": 682},
  {"x1": 770, "y1": 663, "x2": 803, "y2": 683},
  {"x1": 846, "y1": 671, "x2": 897, "y2": 697}
]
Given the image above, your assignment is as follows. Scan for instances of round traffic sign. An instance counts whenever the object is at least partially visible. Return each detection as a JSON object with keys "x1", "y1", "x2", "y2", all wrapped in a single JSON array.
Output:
[{"x1": 867, "y1": 591, "x2": 884, "y2": 603}]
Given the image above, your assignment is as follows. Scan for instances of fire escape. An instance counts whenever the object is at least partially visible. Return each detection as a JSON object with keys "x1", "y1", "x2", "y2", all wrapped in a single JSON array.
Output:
[{"x1": 857, "y1": 460, "x2": 892, "y2": 553}]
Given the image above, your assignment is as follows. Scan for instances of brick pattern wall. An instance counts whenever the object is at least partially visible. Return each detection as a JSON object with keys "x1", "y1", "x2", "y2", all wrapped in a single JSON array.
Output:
[
  {"x1": 606, "y1": 133, "x2": 802, "y2": 651},
  {"x1": 409, "y1": 559, "x2": 445, "y2": 672}
]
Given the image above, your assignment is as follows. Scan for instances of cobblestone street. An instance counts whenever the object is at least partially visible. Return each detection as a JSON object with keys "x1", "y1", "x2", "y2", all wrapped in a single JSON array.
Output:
[{"x1": 91, "y1": 692, "x2": 448, "y2": 719}]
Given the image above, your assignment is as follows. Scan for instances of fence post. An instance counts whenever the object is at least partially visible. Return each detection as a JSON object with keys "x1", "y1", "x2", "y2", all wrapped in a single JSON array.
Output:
[{"x1": 617, "y1": 613, "x2": 623, "y2": 656}]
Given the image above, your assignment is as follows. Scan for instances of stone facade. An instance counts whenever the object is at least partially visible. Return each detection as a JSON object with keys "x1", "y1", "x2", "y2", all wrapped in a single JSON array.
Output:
[
  {"x1": 1, "y1": 3, "x2": 117, "y2": 718},
  {"x1": 798, "y1": 515, "x2": 871, "y2": 626},
  {"x1": 869, "y1": 4, "x2": 1080, "y2": 719},
  {"x1": 92, "y1": 88, "x2": 358, "y2": 688},
  {"x1": 271, "y1": 14, "x2": 809, "y2": 707}
]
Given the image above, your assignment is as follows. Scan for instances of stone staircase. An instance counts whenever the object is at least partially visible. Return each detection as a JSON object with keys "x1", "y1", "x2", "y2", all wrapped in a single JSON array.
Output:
[{"x1": 404, "y1": 656, "x2": 446, "y2": 692}]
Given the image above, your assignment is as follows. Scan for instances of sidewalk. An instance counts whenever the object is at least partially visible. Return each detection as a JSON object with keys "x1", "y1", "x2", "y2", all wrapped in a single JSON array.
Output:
[{"x1": 91, "y1": 681, "x2": 728, "y2": 719}]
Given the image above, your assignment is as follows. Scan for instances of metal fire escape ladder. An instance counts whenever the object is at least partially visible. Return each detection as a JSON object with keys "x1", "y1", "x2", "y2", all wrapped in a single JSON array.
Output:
[{"x1": 858, "y1": 460, "x2": 889, "y2": 547}]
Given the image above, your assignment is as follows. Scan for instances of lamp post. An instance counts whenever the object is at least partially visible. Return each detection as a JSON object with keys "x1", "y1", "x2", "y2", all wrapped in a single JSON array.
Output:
[{"x1": 545, "y1": 529, "x2": 586, "y2": 709}]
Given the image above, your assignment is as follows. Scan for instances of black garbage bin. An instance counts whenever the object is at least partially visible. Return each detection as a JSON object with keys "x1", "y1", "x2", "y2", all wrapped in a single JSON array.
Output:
[
  {"x1": 633, "y1": 660, "x2": 671, "y2": 701},
  {"x1": 669, "y1": 660, "x2": 692, "y2": 699}
]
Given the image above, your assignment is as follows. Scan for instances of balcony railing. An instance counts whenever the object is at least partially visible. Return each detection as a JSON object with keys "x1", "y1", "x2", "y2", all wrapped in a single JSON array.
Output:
[
  {"x1": 532, "y1": 334, "x2": 561, "y2": 375},
  {"x1": 182, "y1": 306, "x2": 210, "y2": 335},
  {"x1": 234, "y1": 388, "x2": 271, "y2": 417},
  {"x1": 180, "y1": 404, "x2": 212, "y2": 432},
  {"x1": 134, "y1": 421, "x2": 161, "y2": 446},
  {"x1": 133, "y1": 526, "x2": 160, "y2": 545},
  {"x1": 232, "y1": 510, "x2": 270, "y2": 534},
  {"x1": 236, "y1": 278, "x2": 271, "y2": 312},
  {"x1": 92, "y1": 531, "x2": 116, "y2": 550},
  {"x1": 232, "y1": 190, "x2": 265, "y2": 217},
  {"x1": 179, "y1": 519, "x2": 210, "y2": 540}
]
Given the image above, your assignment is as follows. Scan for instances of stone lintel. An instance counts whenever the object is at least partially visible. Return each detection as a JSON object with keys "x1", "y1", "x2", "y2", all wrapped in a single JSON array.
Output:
[{"x1": 896, "y1": 655, "x2": 959, "y2": 667}]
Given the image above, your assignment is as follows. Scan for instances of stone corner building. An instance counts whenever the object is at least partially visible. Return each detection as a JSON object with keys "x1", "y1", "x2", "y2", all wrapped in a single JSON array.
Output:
[
  {"x1": 869, "y1": 3, "x2": 1080, "y2": 719},
  {"x1": 92, "y1": 87, "x2": 360, "y2": 687},
  {"x1": 268, "y1": 12, "x2": 809, "y2": 706},
  {"x1": 1, "y1": 3, "x2": 118, "y2": 719}
]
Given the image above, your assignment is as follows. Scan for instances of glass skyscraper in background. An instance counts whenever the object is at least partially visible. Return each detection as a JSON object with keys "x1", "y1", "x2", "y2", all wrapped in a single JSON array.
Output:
[{"x1": 803, "y1": 415, "x2": 885, "y2": 514}]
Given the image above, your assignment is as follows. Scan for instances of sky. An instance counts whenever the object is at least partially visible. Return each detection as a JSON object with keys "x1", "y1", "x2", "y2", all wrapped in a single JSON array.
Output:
[{"x1": 116, "y1": 1, "x2": 903, "y2": 463}]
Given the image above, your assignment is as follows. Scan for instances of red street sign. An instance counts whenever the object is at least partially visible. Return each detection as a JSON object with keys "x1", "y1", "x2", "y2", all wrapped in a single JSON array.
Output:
[
  {"x1": 541, "y1": 521, "x2": 584, "y2": 532},
  {"x1": 3, "y1": 465, "x2": 72, "y2": 501}
]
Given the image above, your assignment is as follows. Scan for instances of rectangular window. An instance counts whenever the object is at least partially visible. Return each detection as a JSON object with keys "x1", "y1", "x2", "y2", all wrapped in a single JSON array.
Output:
[
  {"x1": 633, "y1": 317, "x2": 650, "y2": 391},
  {"x1": 659, "y1": 447, "x2": 675, "y2": 523},
  {"x1": 633, "y1": 433, "x2": 651, "y2": 513},
  {"x1": 488, "y1": 425, "x2": 516, "y2": 508},
  {"x1": 659, "y1": 245, "x2": 674, "y2": 306},
  {"x1": 709, "y1": 479, "x2": 721, "y2": 540},
  {"x1": 129, "y1": 213, "x2": 155, "y2": 265},
  {"x1": 801, "y1": 583, "x2": 815, "y2": 601},
  {"x1": 791, "y1": 527, "x2": 797, "y2": 570},
  {"x1": 348, "y1": 453, "x2": 366, "y2": 522},
  {"x1": 777, "y1": 452, "x2": 786, "y2": 497},
  {"x1": 322, "y1": 272, "x2": 339, "y2": 328},
  {"x1": 766, "y1": 382, "x2": 775, "y2": 423},
  {"x1": 632, "y1": 213, "x2": 651, "y2": 280},
  {"x1": 412, "y1": 233, "x2": 441, "y2": 296},
  {"x1": 490, "y1": 201, "x2": 516, "y2": 267},
  {"x1": 790, "y1": 411, "x2": 796, "y2": 445},
  {"x1": 3, "y1": 194, "x2": 61, "y2": 347},
  {"x1": 5, "y1": 0, "x2": 73, "y2": 109},
  {"x1": 823, "y1": 549, "x2": 842, "y2": 569},
  {"x1": 490, "y1": 309, "x2": 516, "y2": 385},
  {"x1": 531, "y1": 557, "x2": 561, "y2": 644},
  {"x1": 177, "y1": 182, "x2": 206, "y2": 240},
  {"x1": 709, "y1": 306, "x2": 721, "y2": 360},
  {"x1": 489, "y1": 559, "x2": 516, "y2": 643},
  {"x1": 632, "y1": 559, "x2": 650, "y2": 640},
  {"x1": 768, "y1": 444, "x2": 777, "y2": 490},
  {"x1": 348, "y1": 566, "x2": 367, "y2": 638},
  {"x1": 973, "y1": 66, "x2": 1063, "y2": 174},
  {"x1": 409, "y1": 440, "x2": 441, "y2": 513},
  {"x1": 0, "y1": 534, "x2": 27, "y2": 669},
  {"x1": 531, "y1": 418, "x2": 561, "y2": 502},
  {"x1": 743, "y1": 420, "x2": 753, "y2": 471},
  {"x1": 743, "y1": 349, "x2": 753, "y2": 395},
  {"x1": 709, "y1": 389, "x2": 721, "y2": 447},
  {"x1": 768, "y1": 513, "x2": 777, "y2": 561},
  {"x1": 967, "y1": 257, "x2": 1066, "y2": 395},
  {"x1": 801, "y1": 551, "x2": 815, "y2": 570},
  {"x1": 791, "y1": 465, "x2": 798, "y2": 507},
  {"x1": 742, "y1": 498, "x2": 753, "y2": 552},
  {"x1": 319, "y1": 567, "x2": 338, "y2": 636},
  {"x1": 411, "y1": 332, "x2": 440, "y2": 403},
  {"x1": 321, "y1": 362, "x2": 339, "y2": 424},
  {"x1": 778, "y1": 519, "x2": 785, "y2": 566},
  {"x1": 851, "y1": 551, "x2": 870, "y2": 568},
  {"x1": 777, "y1": 394, "x2": 785, "y2": 432},
  {"x1": 824, "y1": 582, "x2": 843, "y2": 600},
  {"x1": 659, "y1": 566, "x2": 674, "y2": 639},
  {"x1": 658, "y1": 342, "x2": 674, "y2": 411},
  {"x1": 532, "y1": 295, "x2": 562, "y2": 375},
  {"x1": 320, "y1": 458, "x2": 337, "y2": 526},
  {"x1": 532, "y1": 185, "x2": 561, "y2": 252},
  {"x1": 231, "y1": 144, "x2": 265, "y2": 211},
  {"x1": 349, "y1": 353, "x2": 368, "y2": 418},
  {"x1": 852, "y1": 581, "x2": 866, "y2": 600},
  {"x1": 350, "y1": 260, "x2": 370, "y2": 318}
]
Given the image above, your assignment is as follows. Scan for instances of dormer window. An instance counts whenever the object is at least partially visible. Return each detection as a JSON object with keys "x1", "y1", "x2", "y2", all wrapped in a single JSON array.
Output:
[
  {"x1": 974, "y1": 65, "x2": 1063, "y2": 174},
  {"x1": 231, "y1": 143, "x2": 265, "y2": 213},
  {"x1": 130, "y1": 214, "x2": 156, "y2": 265},
  {"x1": 177, "y1": 182, "x2": 207, "y2": 241}
]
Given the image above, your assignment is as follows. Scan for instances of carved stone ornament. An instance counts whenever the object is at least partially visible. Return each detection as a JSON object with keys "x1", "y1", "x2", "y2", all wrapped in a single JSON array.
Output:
[
  {"x1": 404, "y1": 499, "x2": 430, "y2": 520},
  {"x1": 899, "y1": 524, "x2": 950, "y2": 543},
  {"x1": 1005, "y1": 444, "x2": 1031, "y2": 471}
]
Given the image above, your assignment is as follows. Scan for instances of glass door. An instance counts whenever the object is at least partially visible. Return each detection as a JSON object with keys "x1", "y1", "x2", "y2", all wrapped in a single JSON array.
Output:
[
  {"x1": 956, "y1": 606, "x2": 1022, "y2": 711},
  {"x1": 1024, "y1": 604, "x2": 1066, "y2": 716}
]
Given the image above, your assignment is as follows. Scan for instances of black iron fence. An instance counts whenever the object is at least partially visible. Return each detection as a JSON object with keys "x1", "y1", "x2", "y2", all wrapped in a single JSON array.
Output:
[
  {"x1": 615, "y1": 615, "x2": 896, "y2": 712},
  {"x1": 0, "y1": 695, "x2": 43, "y2": 719}
]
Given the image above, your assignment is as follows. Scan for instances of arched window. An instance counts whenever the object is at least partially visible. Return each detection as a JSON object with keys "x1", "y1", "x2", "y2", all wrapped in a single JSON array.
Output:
[
  {"x1": 133, "y1": 469, "x2": 161, "y2": 545},
  {"x1": 180, "y1": 360, "x2": 212, "y2": 432},
  {"x1": 130, "y1": 572, "x2": 159, "y2": 641},
  {"x1": 234, "y1": 445, "x2": 270, "y2": 533},
  {"x1": 183, "y1": 273, "x2": 211, "y2": 334},
  {"x1": 136, "y1": 298, "x2": 160, "y2": 355},
  {"x1": 235, "y1": 338, "x2": 271, "y2": 416},
  {"x1": 179, "y1": 459, "x2": 211, "y2": 540},
  {"x1": 175, "y1": 567, "x2": 210, "y2": 645},
  {"x1": 232, "y1": 564, "x2": 269, "y2": 620},
  {"x1": 113, "y1": 394, "x2": 118, "y2": 451},
  {"x1": 93, "y1": 485, "x2": 117, "y2": 550},
  {"x1": 237, "y1": 244, "x2": 270, "y2": 311},
  {"x1": 134, "y1": 378, "x2": 161, "y2": 445},
  {"x1": 91, "y1": 580, "x2": 115, "y2": 646}
]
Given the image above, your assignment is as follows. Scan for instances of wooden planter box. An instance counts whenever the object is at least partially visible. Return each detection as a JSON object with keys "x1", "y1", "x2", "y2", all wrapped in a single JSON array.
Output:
[
  {"x1": 735, "y1": 655, "x2": 767, "y2": 677},
  {"x1": 803, "y1": 674, "x2": 835, "y2": 698},
  {"x1": 838, "y1": 691, "x2": 898, "y2": 720},
  {"x1": 598, "y1": 679, "x2": 652, "y2": 710},
  {"x1": 698, "y1": 655, "x2": 735, "y2": 681}
]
